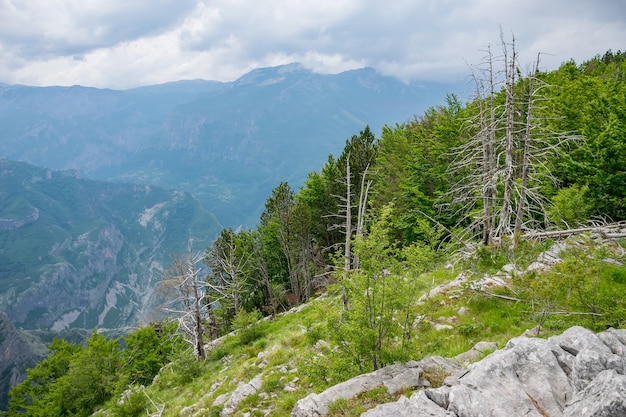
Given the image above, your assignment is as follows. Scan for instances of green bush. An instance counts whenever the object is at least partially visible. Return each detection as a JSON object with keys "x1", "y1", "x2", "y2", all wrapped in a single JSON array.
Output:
[
  {"x1": 109, "y1": 388, "x2": 149, "y2": 417},
  {"x1": 548, "y1": 184, "x2": 593, "y2": 227},
  {"x1": 232, "y1": 309, "x2": 265, "y2": 345}
]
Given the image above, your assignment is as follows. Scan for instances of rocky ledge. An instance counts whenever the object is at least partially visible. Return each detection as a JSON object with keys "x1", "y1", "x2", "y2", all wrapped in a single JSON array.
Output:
[{"x1": 293, "y1": 326, "x2": 626, "y2": 416}]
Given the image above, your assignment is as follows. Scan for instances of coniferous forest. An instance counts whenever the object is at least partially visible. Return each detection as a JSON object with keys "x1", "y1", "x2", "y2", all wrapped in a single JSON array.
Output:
[{"x1": 4, "y1": 48, "x2": 626, "y2": 417}]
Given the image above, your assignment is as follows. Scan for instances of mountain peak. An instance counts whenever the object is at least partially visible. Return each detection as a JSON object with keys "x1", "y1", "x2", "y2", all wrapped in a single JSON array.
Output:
[{"x1": 231, "y1": 63, "x2": 309, "y2": 87}]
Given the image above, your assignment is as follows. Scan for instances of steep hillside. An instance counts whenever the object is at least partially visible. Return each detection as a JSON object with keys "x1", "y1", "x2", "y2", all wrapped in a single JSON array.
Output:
[
  {"x1": 79, "y1": 233, "x2": 625, "y2": 417},
  {"x1": 0, "y1": 159, "x2": 221, "y2": 330},
  {"x1": 0, "y1": 64, "x2": 456, "y2": 226}
]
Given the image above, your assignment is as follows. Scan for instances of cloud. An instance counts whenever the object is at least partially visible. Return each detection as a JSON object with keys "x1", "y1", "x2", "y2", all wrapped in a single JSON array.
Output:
[{"x1": 0, "y1": 0, "x2": 625, "y2": 88}]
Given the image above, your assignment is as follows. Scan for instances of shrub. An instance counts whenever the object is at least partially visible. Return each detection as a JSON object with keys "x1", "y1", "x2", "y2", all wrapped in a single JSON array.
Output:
[{"x1": 232, "y1": 309, "x2": 265, "y2": 345}]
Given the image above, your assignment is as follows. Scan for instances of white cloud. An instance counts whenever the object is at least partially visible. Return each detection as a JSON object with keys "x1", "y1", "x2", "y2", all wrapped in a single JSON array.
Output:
[{"x1": 0, "y1": 0, "x2": 624, "y2": 88}]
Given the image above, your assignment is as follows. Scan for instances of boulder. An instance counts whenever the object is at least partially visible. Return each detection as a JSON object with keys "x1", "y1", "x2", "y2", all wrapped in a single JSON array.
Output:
[
  {"x1": 362, "y1": 391, "x2": 456, "y2": 417},
  {"x1": 452, "y1": 341, "x2": 498, "y2": 365}
]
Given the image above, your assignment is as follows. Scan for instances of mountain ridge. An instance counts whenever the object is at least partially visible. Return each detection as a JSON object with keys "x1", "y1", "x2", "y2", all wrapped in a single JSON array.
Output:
[{"x1": 0, "y1": 64, "x2": 459, "y2": 227}]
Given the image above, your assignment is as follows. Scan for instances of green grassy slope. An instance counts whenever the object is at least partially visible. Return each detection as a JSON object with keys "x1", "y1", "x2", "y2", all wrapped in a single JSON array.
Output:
[{"x1": 96, "y1": 234, "x2": 626, "y2": 417}]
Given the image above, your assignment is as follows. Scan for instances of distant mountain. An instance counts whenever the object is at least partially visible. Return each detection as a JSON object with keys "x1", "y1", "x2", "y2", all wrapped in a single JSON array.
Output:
[
  {"x1": 0, "y1": 159, "x2": 221, "y2": 331},
  {"x1": 0, "y1": 64, "x2": 459, "y2": 227}
]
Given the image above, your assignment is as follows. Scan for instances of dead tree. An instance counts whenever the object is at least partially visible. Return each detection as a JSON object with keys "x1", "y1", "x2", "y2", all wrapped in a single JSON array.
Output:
[
  {"x1": 441, "y1": 32, "x2": 579, "y2": 245},
  {"x1": 204, "y1": 229, "x2": 252, "y2": 318},
  {"x1": 161, "y1": 239, "x2": 211, "y2": 359}
]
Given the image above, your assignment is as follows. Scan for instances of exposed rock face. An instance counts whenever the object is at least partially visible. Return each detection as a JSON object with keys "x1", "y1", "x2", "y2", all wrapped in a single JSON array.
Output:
[
  {"x1": 359, "y1": 326, "x2": 626, "y2": 417},
  {"x1": 0, "y1": 312, "x2": 45, "y2": 411}
]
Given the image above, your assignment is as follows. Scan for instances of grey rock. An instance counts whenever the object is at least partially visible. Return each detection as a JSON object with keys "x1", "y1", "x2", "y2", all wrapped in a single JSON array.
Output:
[
  {"x1": 417, "y1": 355, "x2": 464, "y2": 377},
  {"x1": 452, "y1": 341, "x2": 498, "y2": 365},
  {"x1": 291, "y1": 363, "x2": 430, "y2": 417},
  {"x1": 221, "y1": 374, "x2": 263, "y2": 416},
  {"x1": 383, "y1": 367, "x2": 429, "y2": 394},
  {"x1": 564, "y1": 369, "x2": 626, "y2": 417},
  {"x1": 334, "y1": 327, "x2": 626, "y2": 417},
  {"x1": 446, "y1": 336, "x2": 572, "y2": 417},
  {"x1": 362, "y1": 391, "x2": 455, "y2": 416}
]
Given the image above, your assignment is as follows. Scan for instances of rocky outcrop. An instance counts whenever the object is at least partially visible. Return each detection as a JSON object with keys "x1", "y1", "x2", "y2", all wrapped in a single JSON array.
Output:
[
  {"x1": 292, "y1": 358, "x2": 454, "y2": 416},
  {"x1": 359, "y1": 326, "x2": 626, "y2": 417}
]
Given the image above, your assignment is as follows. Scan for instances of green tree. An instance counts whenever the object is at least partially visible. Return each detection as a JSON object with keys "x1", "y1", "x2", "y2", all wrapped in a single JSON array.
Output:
[
  {"x1": 330, "y1": 206, "x2": 434, "y2": 371},
  {"x1": 374, "y1": 96, "x2": 463, "y2": 246},
  {"x1": 546, "y1": 53, "x2": 626, "y2": 221},
  {"x1": 122, "y1": 321, "x2": 183, "y2": 386},
  {"x1": 5, "y1": 339, "x2": 80, "y2": 416}
]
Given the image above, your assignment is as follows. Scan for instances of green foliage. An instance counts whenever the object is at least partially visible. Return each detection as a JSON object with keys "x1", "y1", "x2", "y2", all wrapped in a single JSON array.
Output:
[
  {"x1": 4, "y1": 322, "x2": 184, "y2": 417},
  {"x1": 122, "y1": 321, "x2": 183, "y2": 386},
  {"x1": 548, "y1": 184, "x2": 594, "y2": 227},
  {"x1": 5, "y1": 338, "x2": 80, "y2": 416},
  {"x1": 329, "y1": 206, "x2": 435, "y2": 372},
  {"x1": 507, "y1": 238, "x2": 626, "y2": 330},
  {"x1": 109, "y1": 388, "x2": 150, "y2": 417},
  {"x1": 232, "y1": 309, "x2": 265, "y2": 345}
]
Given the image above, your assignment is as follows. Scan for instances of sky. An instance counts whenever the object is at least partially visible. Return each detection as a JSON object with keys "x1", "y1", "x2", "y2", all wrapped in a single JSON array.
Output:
[{"x1": 0, "y1": 0, "x2": 625, "y2": 89}]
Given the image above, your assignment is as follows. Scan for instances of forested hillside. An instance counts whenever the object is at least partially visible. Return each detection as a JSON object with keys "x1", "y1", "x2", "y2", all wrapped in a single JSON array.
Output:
[{"x1": 4, "y1": 49, "x2": 626, "y2": 417}]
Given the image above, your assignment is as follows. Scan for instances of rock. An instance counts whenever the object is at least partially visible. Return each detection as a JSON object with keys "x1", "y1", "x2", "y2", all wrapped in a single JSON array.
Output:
[
  {"x1": 326, "y1": 326, "x2": 626, "y2": 417},
  {"x1": 213, "y1": 393, "x2": 229, "y2": 407},
  {"x1": 527, "y1": 242, "x2": 567, "y2": 272},
  {"x1": 522, "y1": 324, "x2": 542, "y2": 337},
  {"x1": 416, "y1": 356, "x2": 464, "y2": 382},
  {"x1": 313, "y1": 339, "x2": 331, "y2": 350},
  {"x1": 291, "y1": 363, "x2": 430, "y2": 417},
  {"x1": 452, "y1": 341, "x2": 498, "y2": 365},
  {"x1": 446, "y1": 337, "x2": 572, "y2": 416},
  {"x1": 564, "y1": 370, "x2": 626, "y2": 417},
  {"x1": 362, "y1": 391, "x2": 456, "y2": 416},
  {"x1": 457, "y1": 306, "x2": 469, "y2": 316},
  {"x1": 501, "y1": 263, "x2": 518, "y2": 275},
  {"x1": 221, "y1": 374, "x2": 263, "y2": 416},
  {"x1": 179, "y1": 405, "x2": 197, "y2": 416},
  {"x1": 383, "y1": 366, "x2": 428, "y2": 394}
]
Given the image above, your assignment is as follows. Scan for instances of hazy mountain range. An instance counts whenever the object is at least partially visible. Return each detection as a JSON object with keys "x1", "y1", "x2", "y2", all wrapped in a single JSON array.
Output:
[{"x1": 0, "y1": 63, "x2": 458, "y2": 227}]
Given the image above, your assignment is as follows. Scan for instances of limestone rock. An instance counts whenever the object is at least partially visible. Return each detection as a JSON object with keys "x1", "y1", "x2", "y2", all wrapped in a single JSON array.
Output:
[
  {"x1": 291, "y1": 363, "x2": 430, "y2": 417},
  {"x1": 293, "y1": 326, "x2": 626, "y2": 417},
  {"x1": 352, "y1": 327, "x2": 626, "y2": 417},
  {"x1": 452, "y1": 341, "x2": 498, "y2": 365},
  {"x1": 221, "y1": 374, "x2": 263, "y2": 416},
  {"x1": 564, "y1": 369, "x2": 626, "y2": 417},
  {"x1": 362, "y1": 391, "x2": 456, "y2": 417}
]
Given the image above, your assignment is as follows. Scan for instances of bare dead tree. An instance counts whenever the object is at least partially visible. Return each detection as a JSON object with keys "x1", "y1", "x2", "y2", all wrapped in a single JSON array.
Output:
[
  {"x1": 204, "y1": 229, "x2": 253, "y2": 318},
  {"x1": 496, "y1": 32, "x2": 518, "y2": 238},
  {"x1": 440, "y1": 32, "x2": 580, "y2": 246},
  {"x1": 353, "y1": 164, "x2": 372, "y2": 270},
  {"x1": 160, "y1": 239, "x2": 210, "y2": 359}
]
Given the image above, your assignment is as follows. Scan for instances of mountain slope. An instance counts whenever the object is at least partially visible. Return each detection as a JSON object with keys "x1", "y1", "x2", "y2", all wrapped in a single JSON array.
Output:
[{"x1": 0, "y1": 159, "x2": 221, "y2": 330}]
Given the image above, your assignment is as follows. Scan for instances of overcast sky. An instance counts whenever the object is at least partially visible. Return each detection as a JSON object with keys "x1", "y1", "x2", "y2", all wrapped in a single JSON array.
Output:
[{"x1": 1, "y1": 0, "x2": 624, "y2": 89}]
